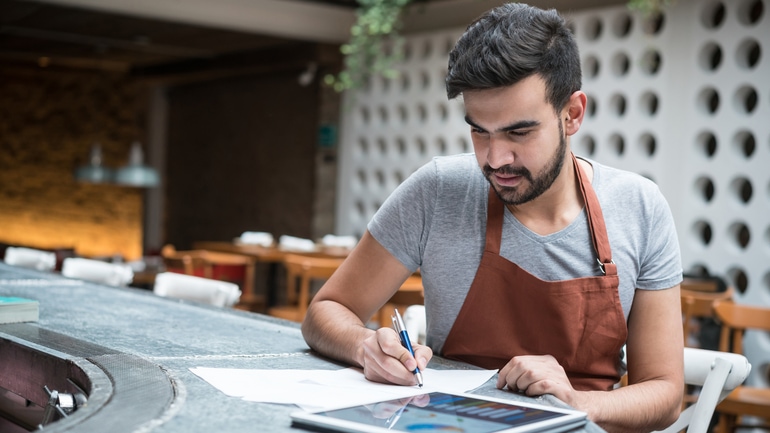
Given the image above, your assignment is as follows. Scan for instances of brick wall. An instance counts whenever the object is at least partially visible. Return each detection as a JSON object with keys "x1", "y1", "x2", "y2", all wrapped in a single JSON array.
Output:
[{"x1": 0, "y1": 67, "x2": 146, "y2": 260}]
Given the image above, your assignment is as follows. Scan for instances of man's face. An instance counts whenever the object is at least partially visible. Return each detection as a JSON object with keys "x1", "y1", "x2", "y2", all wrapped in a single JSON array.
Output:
[{"x1": 463, "y1": 75, "x2": 569, "y2": 206}]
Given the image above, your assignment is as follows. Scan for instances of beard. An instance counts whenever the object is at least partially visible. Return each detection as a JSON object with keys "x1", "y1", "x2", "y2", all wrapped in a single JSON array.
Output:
[{"x1": 483, "y1": 121, "x2": 568, "y2": 206}]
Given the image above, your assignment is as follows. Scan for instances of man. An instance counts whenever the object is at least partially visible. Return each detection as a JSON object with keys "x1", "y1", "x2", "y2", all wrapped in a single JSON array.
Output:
[{"x1": 302, "y1": 3, "x2": 683, "y2": 431}]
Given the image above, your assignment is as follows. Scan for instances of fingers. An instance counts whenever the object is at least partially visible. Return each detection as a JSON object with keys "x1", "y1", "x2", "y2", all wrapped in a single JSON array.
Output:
[
  {"x1": 495, "y1": 355, "x2": 575, "y2": 403},
  {"x1": 362, "y1": 327, "x2": 425, "y2": 386}
]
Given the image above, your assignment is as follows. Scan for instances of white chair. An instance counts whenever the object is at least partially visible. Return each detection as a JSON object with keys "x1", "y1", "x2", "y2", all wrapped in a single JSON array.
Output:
[
  {"x1": 61, "y1": 257, "x2": 134, "y2": 286},
  {"x1": 153, "y1": 272, "x2": 241, "y2": 308},
  {"x1": 655, "y1": 347, "x2": 751, "y2": 433},
  {"x1": 403, "y1": 304, "x2": 427, "y2": 345},
  {"x1": 3, "y1": 247, "x2": 57, "y2": 271}
]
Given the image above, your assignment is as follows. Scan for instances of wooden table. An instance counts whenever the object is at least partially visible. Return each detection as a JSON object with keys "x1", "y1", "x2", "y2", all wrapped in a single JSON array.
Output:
[{"x1": 192, "y1": 241, "x2": 352, "y2": 308}]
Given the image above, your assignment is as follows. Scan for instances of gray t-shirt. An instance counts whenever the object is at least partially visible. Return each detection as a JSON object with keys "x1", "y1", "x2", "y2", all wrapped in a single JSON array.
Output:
[{"x1": 368, "y1": 153, "x2": 682, "y2": 354}]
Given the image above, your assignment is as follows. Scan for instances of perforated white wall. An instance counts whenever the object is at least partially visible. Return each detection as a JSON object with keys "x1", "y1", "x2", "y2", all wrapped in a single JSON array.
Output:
[{"x1": 336, "y1": 0, "x2": 769, "y2": 384}]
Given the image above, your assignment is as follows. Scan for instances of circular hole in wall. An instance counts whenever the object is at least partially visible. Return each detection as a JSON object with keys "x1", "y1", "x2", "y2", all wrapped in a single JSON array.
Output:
[
  {"x1": 693, "y1": 219, "x2": 713, "y2": 246},
  {"x1": 612, "y1": 12, "x2": 633, "y2": 37},
  {"x1": 697, "y1": 87, "x2": 720, "y2": 115},
  {"x1": 378, "y1": 105, "x2": 389, "y2": 124},
  {"x1": 586, "y1": 96, "x2": 598, "y2": 117},
  {"x1": 610, "y1": 93, "x2": 627, "y2": 117},
  {"x1": 698, "y1": 42, "x2": 723, "y2": 72},
  {"x1": 736, "y1": 38, "x2": 762, "y2": 70},
  {"x1": 611, "y1": 52, "x2": 631, "y2": 76},
  {"x1": 356, "y1": 169, "x2": 367, "y2": 187},
  {"x1": 733, "y1": 130, "x2": 756, "y2": 158},
  {"x1": 730, "y1": 176, "x2": 753, "y2": 204},
  {"x1": 359, "y1": 106, "x2": 371, "y2": 125},
  {"x1": 396, "y1": 170, "x2": 406, "y2": 185},
  {"x1": 687, "y1": 263, "x2": 712, "y2": 277},
  {"x1": 727, "y1": 266, "x2": 749, "y2": 294},
  {"x1": 402, "y1": 42, "x2": 413, "y2": 61},
  {"x1": 701, "y1": 1, "x2": 727, "y2": 29},
  {"x1": 358, "y1": 137, "x2": 370, "y2": 156},
  {"x1": 398, "y1": 105, "x2": 408, "y2": 123},
  {"x1": 737, "y1": 0, "x2": 765, "y2": 25},
  {"x1": 640, "y1": 91, "x2": 660, "y2": 116},
  {"x1": 584, "y1": 16, "x2": 603, "y2": 40},
  {"x1": 416, "y1": 137, "x2": 427, "y2": 156},
  {"x1": 641, "y1": 173, "x2": 656, "y2": 183},
  {"x1": 640, "y1": 49, "x2": 662, "y2": 75},
  {"x1": 697, "y1": 131, "x2": 719, "y2": 157},
  {"x1": 377, "y1": 138, "x2": 387, "y2": 156},
  {"x1": 437, "y1": 103, "x2": 449, "y2": 122},
  {"x1": 401, "y1": 73, "x2": 411, "y2": 92},
  {"x1": 374, "y1": 169, "x2": 385, "y2": 187},
  {"x1": 583, "y1": 55, "x2": 601, "y2": 79},
  {"x1": 420, "y1": 70, "x2": 430, "y2": 90},
  {"x1": 444, "y1": 37, "x2": 455, "y2": 56},
  {"x1": 422, "y1": 39, "x2": 433, "y2": 59},
  {"x1": 435, "y1": 136, "x2": 448, "y2": 154},
  {"x1": 579, "y1": 135, "x2": 597, "y2": 156},
  {"x1": 733, "y1": 85, "x2": 759, "y2": 114},
  {"x1": 638, "y1": 132, "x2": 657, "y2": 157},
  {"x1": 609, "y1": 133, "x2": 625, "y2": 156},
  {"x1": 728, "y1": 221, "x2": 751, "y2": 249},
  {"x1": 642, "y1": 12, "x2": 666, "y2": 35},
  {"x1": 381, "y1": 76, "x2": 391, "y2": 93},
  {"x1": 458, "y1": 136, "x2": 470, "y2": 153},
  {"x1": 355, "y1": 200, "x2": 366, "y2": 218},
  {"x1": 695, "y1": 176, "x2": 716, "y2": 202},
  {"x1": 417, "y1": 103, "x2": 428, "y2": 122},
  {"x1": 396, "y1": 137, "x2": 407, "y2": 155}
]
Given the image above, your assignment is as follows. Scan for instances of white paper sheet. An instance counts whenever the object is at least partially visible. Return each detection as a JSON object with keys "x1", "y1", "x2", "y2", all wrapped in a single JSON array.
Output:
[{"x1": 189, "y1": 367, "x2": 497, "y2": 411}]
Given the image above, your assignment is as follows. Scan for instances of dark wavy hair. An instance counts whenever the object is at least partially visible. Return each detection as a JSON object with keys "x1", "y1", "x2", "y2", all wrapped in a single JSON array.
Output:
[{"x1": 446, "y1": 3, "x2": 581, "y2": 112}]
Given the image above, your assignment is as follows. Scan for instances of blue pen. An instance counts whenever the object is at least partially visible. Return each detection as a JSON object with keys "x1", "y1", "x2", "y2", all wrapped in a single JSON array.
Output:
[{"x1": 391, "y1": 308, "x2": 424, "y2": 387}]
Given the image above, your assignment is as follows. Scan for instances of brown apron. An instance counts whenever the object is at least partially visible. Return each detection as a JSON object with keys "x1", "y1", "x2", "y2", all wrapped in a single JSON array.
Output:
[{"x1": 442, "y1": 154, "x2": 627, "y2": 391}]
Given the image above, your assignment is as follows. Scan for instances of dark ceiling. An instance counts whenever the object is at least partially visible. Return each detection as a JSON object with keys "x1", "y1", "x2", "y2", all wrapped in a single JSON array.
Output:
[{"x1": 0, "y1": 0, "x2": 363, "y2": 79}]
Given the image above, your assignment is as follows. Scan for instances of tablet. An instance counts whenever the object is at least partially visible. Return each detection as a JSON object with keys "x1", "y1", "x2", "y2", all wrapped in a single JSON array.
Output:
[{"x1": 290, "y1": 391, "x2": 587, "y2": 433}]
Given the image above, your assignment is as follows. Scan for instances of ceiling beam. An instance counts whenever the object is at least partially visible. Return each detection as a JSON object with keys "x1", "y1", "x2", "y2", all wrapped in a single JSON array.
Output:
[{"x1": 35, "y1": 0, "x2": 357, "y2": 43}]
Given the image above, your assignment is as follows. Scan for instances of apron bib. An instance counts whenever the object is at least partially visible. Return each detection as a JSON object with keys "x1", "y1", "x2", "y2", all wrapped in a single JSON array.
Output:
[{"x1": 442, "y1": 154, "x2": 627, "y2": 391}]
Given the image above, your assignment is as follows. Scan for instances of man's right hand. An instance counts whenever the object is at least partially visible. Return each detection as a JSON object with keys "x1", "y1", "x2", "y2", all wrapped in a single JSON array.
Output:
[{"x1": 361, "y1": 327, "x2": 432, "y2": 386}]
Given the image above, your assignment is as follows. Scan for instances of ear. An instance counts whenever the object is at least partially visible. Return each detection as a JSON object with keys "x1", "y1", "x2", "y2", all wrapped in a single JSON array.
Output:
[{"x1": 562, "y1": 91, "x2": 587, "y2": 136}]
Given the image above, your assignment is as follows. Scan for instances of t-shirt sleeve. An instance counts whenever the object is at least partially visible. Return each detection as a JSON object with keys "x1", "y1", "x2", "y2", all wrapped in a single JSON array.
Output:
[{"x1": 636, "y1": 183, "x2": 683, "y2": 290}]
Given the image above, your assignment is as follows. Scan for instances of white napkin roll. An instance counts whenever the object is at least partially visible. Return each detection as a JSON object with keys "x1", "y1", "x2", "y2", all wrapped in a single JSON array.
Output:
[
  {"x1": 61, "y1": 258, "x2": 134, "y2": 286},
  {"x1": 4, "y1": 247, "x2": 57, "y2": 271},
  {"x1": 239, "y1": 231, "x2": 274, "y2": 247},
  {"x1": 153, "y1": 272, "x2": 241, "y2": 308},
  {"x1": 320, "y1": 234, "x2": 358, "y2": 249},
  {"x1": 278, "y1": 235, "x2": 317, "y2": 252}
]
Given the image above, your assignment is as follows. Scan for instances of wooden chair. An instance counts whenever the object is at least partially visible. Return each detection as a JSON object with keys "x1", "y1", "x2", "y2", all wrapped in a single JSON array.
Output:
[
  {"x1": 161, "y1": 244, "x2": 260, "y2": 311},
  {"x1": 267, "y1": 254, "x2": 344, "y2": 322},
  {"x1": 712, "y1": 300, "x2": 770, "y2": 433},
  {"x1": 680, "y1": 286, "x2": 735, "y2": 410},
  {"x1": 377, "y1": 274, "x2": 424, "y2": 328},
  {"x1": 681, "y1": 287, "x2": 734, "y2": 348}
]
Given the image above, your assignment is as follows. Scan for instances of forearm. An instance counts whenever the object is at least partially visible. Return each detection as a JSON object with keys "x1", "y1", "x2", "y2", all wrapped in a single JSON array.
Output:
[
  {"x1": 573, "y1": 379, "x2": 682, "y2": 433},
  {"x1": 302, "y1": 299, "x2": 374, "y2": 367}
]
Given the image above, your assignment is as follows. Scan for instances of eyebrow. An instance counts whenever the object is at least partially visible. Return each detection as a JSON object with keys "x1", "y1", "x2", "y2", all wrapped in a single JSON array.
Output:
[{"x1": 464, "y1": 115, "x2": 541, "y2": 133}]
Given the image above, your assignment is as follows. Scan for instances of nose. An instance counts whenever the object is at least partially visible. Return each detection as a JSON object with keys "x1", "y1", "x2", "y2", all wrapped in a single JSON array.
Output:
[{"x1": 485, "y1": 135, "x2": 515, "y2": 169}]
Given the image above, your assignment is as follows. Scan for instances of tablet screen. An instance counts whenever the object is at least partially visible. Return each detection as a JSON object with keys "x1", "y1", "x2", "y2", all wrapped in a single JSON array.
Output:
[{"x1": 292, "y1": 391, "x2": 586, "y2": 433}]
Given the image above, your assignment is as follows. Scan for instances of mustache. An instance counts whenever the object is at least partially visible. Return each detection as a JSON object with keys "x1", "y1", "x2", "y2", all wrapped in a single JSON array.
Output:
[{"x1": 483, "y1": 164, "x2": 532, "y2": 180}]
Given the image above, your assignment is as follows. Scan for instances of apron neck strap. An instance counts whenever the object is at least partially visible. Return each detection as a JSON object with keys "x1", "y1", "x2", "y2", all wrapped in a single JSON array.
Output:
[{"x1": 483, "y1": 153, "x2": 616, "y2": 275}]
